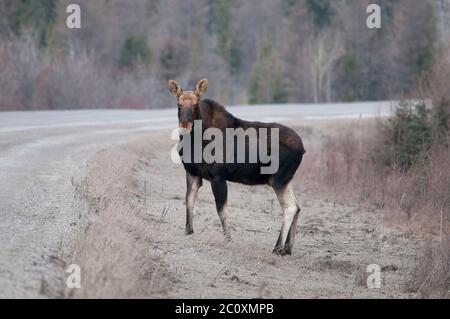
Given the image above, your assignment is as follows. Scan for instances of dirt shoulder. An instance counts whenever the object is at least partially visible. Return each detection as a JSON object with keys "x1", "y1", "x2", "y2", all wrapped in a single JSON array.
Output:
[{"x1": 68, "y1": 127, "x2": 422, "y2": 298}]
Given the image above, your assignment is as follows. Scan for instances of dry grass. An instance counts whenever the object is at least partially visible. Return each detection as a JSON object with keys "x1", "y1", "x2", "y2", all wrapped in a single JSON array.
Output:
[
  {"x1": 408, "y1": 239, "x2": 450, "y2": 298},
  {"x1": 296, "y1": 119, "x2": 385, "y2": 204},
  {"x1": 297, "y1": 118, "x2": 449, "y2": 230},
  {"x1": 65, "y1": 141, "x2": 173, "y2": 298},
  {"x1": 295, "y1": 116, "x2": 450, "y2": 298}
]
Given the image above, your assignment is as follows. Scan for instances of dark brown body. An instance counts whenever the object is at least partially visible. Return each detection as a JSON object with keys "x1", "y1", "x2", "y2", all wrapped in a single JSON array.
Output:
[
  {"x1": 168, "y1": 79, "x2": 305, "y2": 255},
  {"x1": 181, "y1": 99, "x2": 305, "y2": 190}
]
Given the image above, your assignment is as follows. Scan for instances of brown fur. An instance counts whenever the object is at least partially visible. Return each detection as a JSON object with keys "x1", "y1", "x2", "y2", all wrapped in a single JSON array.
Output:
[{"x1": 168, "y1": 79, "x2": 305, "y2": 255}]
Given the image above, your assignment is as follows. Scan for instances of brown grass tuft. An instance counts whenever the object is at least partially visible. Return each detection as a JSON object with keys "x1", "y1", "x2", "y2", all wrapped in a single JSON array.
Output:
[{"x1": 65, "y1": 140, "x2": 174, "y2": 298}]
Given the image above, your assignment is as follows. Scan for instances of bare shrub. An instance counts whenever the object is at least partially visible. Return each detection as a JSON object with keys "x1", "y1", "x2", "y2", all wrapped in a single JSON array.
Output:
[
  {"x1": 304, "y1": 117, "x2": 449, "y2": 221},
  {"x1": 0, "y1": 37, "x2": 41, "y2": 110},
  {"x1": 32, "y1": 50, "x2": 113, "y2": 109},
  {"x1": 0, "y1": 37, "x2": 169, "y2": 111},
  {"x1": 408, "y1": 240, "x2": 450, "y2": 298},
  {"x1": 300, "y1": 119, "x2": 385, "y2": 203}
]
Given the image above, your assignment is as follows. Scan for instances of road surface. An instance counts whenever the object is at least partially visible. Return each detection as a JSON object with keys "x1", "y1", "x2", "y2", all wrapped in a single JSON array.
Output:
[{"x1": 0, "y1": 102, "x2": 394, "y2": 298}]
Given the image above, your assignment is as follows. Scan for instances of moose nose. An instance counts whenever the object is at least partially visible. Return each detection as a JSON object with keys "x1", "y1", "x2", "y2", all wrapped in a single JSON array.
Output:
[{"x1": 179, "y1": 121, "x2": 193, "y2": 133}]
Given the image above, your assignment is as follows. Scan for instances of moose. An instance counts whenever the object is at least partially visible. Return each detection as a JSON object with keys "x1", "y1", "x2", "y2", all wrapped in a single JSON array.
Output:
[{"x1": 168, "y1": 79, "x2": 305, "y2": 255}]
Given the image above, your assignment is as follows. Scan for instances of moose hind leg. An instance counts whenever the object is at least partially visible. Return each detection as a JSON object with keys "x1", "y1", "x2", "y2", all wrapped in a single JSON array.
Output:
[
  {"x1": 211, "y1": 177, "x2": 231, "y2": 240},
  {"x1": 186, "y1": 172, "x2": 202, "y2": 235},
  {"x1": 284, "y1": 206, "x2": 300, "y2": 255},
  {"x1": 273, "y1": 183, "x2": 300, "y2": 255}
]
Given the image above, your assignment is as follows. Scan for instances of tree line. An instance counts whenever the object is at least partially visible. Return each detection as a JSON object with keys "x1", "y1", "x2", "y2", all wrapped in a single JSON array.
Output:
[{"x1": 0, "y1": 0, "x2": 444, "y2": 110}]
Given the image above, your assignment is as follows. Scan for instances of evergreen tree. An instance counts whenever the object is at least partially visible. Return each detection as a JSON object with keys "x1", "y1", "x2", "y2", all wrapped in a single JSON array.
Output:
[
  {"x1": 119, "y1": 35, "x2": 152, "y2": 69},
  {"x1": 209, "y1": 0, "x2": 241, "y2": 74},
  {"x1": 5, "y1": 0, "x2": 58, "y2": 47},
  {"x1": 306, "y1": 0, "x2": 333, "y2": 29},
  {"x1": 248, "y1": 40, "x2": 287, "y2": 104}
]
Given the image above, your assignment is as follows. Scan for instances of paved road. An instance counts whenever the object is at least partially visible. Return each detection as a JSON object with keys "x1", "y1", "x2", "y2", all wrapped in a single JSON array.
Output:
[
  {"x1": 0, "y1": 101, "x2": 394, "y2": 298},
  {"x1": 0, "y1": 102, "x2": 394, "y2": 133}
]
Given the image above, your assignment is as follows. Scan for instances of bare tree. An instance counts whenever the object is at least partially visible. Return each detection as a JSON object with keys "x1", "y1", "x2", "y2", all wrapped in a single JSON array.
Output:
[{"x1": 308, "y1": 29, "x2": 344, "y2": 103}]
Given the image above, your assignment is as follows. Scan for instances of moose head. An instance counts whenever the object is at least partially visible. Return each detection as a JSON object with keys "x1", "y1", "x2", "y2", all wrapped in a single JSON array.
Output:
[{"x1": 168, "y1": 79, "x2": 208, "y2": 132}]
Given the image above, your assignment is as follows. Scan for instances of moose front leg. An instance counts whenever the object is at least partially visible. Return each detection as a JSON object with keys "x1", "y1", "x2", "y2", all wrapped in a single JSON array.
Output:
[
  {"x1": 211, "y1": 177, "x2": 231, "y2": 240},
  {"x1": 186, "y1": 172, "x2": 202, "y2": 235}
]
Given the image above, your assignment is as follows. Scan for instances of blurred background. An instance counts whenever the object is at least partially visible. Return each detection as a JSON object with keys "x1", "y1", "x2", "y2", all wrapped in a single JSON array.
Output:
[{"x1": 0, "y1": 0, "x2": 448, "y2": 111}]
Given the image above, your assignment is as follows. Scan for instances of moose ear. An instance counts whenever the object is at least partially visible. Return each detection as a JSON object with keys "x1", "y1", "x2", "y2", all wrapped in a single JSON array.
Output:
[
  {"x1": 168, "y1": 80, "x2": 182, "y2": 97},
  {"x1": 195, "y1": 79, "x2": 208, "y2": 97}
]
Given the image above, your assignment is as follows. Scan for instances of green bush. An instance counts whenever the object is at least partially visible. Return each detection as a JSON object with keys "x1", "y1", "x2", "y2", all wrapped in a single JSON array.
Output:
[
  {"x1": 119, "y1": 35, "x2": 151, "y2": 69},
  {"x1": 376, "y1": 100, "x2": 449, "y2": 172},
  {"x1": 209, "y1": 0, "x2": 241, "y2": 74},
  {"x1": 5, "y1": 0, "x2": 58, "y2": 47},
  {"x1": 306, "y1": 0, "x2": 333, "y2": 28},
  {"x1": 248, "y1": 40, "x2": 287, "y2": 104},
  {"x1": 282, "y1": 0, "x2": 298, "y2": 16}
]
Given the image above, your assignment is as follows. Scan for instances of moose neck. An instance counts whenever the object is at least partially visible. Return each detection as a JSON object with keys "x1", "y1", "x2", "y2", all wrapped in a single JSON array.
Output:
[
  {"x1": 192, "y1": 104, "x2": 202, "y2": 131},
  {"x1": 194, "y1": 105, "x2": 201, "y2": 121}
]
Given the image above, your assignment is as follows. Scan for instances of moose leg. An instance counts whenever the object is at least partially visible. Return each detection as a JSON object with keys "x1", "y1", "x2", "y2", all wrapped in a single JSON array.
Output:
[
  {"x1": 186, "y1": 172, "x2": 202, "y2": 235},
  {"x1": 211, "y1": 177, "x2": 231, "y2": 240},
  {"x1": 273, "y1": 183, "x2": 300, "y2": 255},
  {"x1": 284, "y1": 206, "x2": 300, "y2": 255}
]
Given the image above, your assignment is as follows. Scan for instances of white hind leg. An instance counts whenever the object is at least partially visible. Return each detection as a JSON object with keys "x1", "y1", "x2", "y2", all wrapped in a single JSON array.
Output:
[
  {"x1": 273, "y1": 183, "x2": 300, "y2": 255},
  {"x1": 284, "y1": 206, "x2": 300, "y2": 255}
]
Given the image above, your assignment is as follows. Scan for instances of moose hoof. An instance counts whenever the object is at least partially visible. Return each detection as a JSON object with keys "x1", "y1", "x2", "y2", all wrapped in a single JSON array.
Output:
[
  {"x1": 223, "y1": 232, "x2": 232, "y2": 242},
  {"x1": 283, "y1": 249, "x2": 293, "y2": 256},
  {"x1": 272, "y1": 247, "x2": 286, "y2": 256},
  {"x1": 185, "y1": 229, "x2": 194, "y2": 236},
  {"x1": 272, "y1": 247, "x2": 292, "y2": 256},
  {"x1": 283, "y1": 246, "x2": 293, "y2": 256}
]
